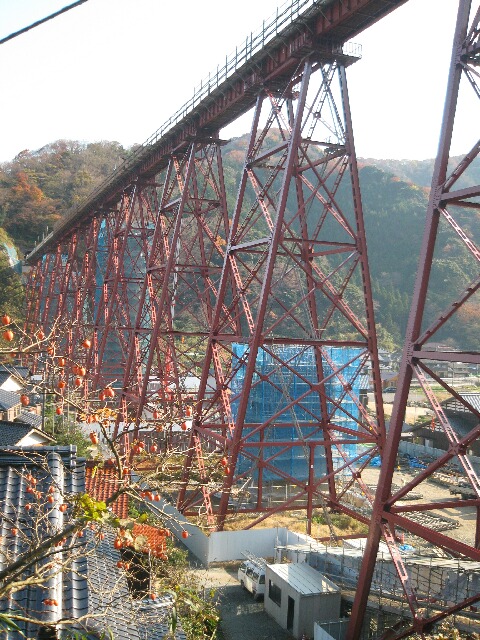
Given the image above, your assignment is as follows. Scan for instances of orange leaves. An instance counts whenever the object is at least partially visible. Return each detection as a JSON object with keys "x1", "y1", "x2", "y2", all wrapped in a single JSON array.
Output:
[{"x1": 11, "y1": 171, "x2": 45, "y2": 203}]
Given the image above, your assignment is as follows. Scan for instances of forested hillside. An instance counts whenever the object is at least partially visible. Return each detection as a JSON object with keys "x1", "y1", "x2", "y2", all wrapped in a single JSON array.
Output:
[
  {"x1": 0, "y1": 140, "x2": 127, "y2": 252},
  {"x1": 0, "y1": 135, "x2": 478, "y2": 349},
  {"x1": 362, "y1": 155, "x2": 480, "y2": 190}
]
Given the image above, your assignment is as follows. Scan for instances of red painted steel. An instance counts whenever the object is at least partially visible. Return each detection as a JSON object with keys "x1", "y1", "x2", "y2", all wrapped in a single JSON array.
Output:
[{"x1": 347, "y1": 2, "x2": 480, "y2": 637}]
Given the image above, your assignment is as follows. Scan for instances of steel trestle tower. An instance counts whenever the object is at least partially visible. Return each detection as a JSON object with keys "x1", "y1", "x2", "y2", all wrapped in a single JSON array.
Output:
[
  {"x1": 178, "y1": 50, "x2": 386, "y2": 532},
  {"x1": 349, "y1": 2, "x2": 480, "y2": 637}
]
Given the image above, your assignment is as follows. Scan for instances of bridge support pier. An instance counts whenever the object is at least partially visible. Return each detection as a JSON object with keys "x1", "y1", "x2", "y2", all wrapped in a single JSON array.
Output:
[
  {"x1": 178, "y1": 53, "x2": 385, "y2": 533},
  {"x1": 348, "y1": 2, "x2": 480, "y2": 637}
]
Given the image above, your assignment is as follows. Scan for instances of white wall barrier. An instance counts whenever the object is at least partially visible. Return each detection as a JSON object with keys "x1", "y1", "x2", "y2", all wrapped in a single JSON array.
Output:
[{"x1": 155, "y1": 498, "x2": 322, "y2": 565}]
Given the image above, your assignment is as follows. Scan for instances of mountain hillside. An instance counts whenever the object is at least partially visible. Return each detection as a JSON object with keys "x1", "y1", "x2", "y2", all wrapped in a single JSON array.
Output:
[
  {"x1": 0, "y1": 140, "x2": 127, "y2": 252},
  {"x1": 361, "y1": 155, "x2": 480, "y2": 190}
]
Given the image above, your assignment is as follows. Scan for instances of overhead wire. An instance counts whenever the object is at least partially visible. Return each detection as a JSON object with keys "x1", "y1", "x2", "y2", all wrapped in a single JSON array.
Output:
[{"x1": 0, "y1": 1, "x2": 89, "y2": 46}]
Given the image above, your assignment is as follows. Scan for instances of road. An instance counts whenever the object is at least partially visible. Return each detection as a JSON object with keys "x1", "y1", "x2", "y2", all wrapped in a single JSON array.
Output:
[{"x1": 193, "y1": 564, "x2": 294, "y2": 640}]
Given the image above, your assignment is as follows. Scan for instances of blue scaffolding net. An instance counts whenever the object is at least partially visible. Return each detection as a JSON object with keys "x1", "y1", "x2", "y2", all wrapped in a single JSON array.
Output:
[{"x1": 230, "y1": 344, "x2": 363, "y2": 482}]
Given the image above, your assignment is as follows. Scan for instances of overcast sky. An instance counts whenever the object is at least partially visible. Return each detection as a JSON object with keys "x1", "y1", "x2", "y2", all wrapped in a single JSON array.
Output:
[{"x1": 0, "y1": 0, "x2": 473, "y2": 163}]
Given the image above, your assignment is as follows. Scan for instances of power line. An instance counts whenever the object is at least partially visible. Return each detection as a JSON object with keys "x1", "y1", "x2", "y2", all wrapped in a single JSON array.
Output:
[{"x1": 0, "y1": 1, "x2": 89, "y2": 46}]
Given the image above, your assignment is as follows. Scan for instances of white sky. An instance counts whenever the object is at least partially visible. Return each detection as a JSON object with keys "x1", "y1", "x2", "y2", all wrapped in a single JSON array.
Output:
[{"x1": 0, "y1": 0, "x2": 473, "y2": 163}]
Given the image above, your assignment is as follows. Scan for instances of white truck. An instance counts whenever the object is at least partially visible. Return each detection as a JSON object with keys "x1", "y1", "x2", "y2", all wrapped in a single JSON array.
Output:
[{"x1": 237, "y1": 556, "x2": 266, "y2": 600}]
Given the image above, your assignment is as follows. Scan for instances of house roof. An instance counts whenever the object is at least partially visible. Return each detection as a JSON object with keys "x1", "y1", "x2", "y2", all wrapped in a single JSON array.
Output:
[
  {"x1": 85, "y1": 464, "x2": 168, "y2": 554},
  {"x1": 0, "y1": 364, "x2": 30, "y2": 379},
  {"x1": 15, "y1": 410, "x2": 43, "y2": 429},
  {"x1": 0, "y1": 371, "x2": 13, "y2": 387},
  {"x1": 443, "y1": 392, "x2": 480, "y2": 415},
  {"x1": 85, "y1": 531, "x2": 182, "y2": 640},
  {"x1": 359, "y1": 374, "x2": 370, "y2": 391},
  {"x1": 0, "y1": 447, "x2": 185, "y2": 640},
  {"x1": 0, "y1": 446, "x2": 86, "y2": 638},
  {"x1": 0, "y1": 420, "x2": 54, "y2": 445},
  {"x1": 85, "y1": 460, "x2": 129, "y2": 518},
  {"x1": 132, "y1": 523, "x2": 168, "y2": 554},
  {"x1": 266, "y1": 563, "x2": 340, "y2": 595},
  {"x1": 0, "y1": 388, "x2": 20, "y2": 410}
]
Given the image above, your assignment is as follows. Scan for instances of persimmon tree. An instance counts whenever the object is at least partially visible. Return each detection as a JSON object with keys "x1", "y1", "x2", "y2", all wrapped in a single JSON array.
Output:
[
  {"x1": 0, "y1": 313, "x2": 221, "y2": 639},
  {"x1": 0, "y1": 452, "x2": 172, "y2": 638}
]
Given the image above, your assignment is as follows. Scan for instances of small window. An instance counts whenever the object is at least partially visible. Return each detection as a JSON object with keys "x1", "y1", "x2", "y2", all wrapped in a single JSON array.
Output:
[
  {"x1": 246, "y1": 567, "x2": 254, "y2": 578},
  {"x1": 259, "y1": 574, "x2": 265, "y2": 585},
  {"x1": 269, "y1": 580, "x2": 281, "y2": 606}
]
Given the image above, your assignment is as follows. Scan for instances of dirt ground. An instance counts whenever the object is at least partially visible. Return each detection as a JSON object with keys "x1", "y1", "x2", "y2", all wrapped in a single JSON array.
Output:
[
  {"x1": 372, "y1": 398, "x2": 432, "y2": 425},
  {"x1": 360, "y1": 465, "x2": 477, "y2": 547},
  {"x1": 218, "y1": 465, "x2": 476, "y2": 548}
]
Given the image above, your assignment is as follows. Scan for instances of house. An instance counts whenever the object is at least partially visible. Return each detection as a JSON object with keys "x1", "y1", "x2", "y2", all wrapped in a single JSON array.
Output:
[
  {"x1": 264, "y1": 563, "x2": 341, "y2": 639},
  {"x1": 15, "y1": 410, "x2": 43, "y2": 430},
  {"x1": 0, "y1": 389, "x2": 22, "y2": 421},
  {"x1": 359, "y1": 374, "x2": 370, "y2": 408},
  {"x1": 0, "y1": 420, "x2": 54, "y2": 446},
  {"x1": 0, "y1": 370, "x2": 23, "y2": 393},
  {"x1": 0, "y1": 364, "x2": 31, "y2": 389},
  {"x1": 0, "y1": 446, "x2": 185, "y2": 640}
]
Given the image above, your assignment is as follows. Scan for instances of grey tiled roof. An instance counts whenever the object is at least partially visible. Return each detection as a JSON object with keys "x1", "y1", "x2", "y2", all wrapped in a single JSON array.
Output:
[
  {"x1": 0, "y1": 388, "x2": 20, "y2": 410},
  {"x1": 0, "y1": 420, "x2": 35, "y2": 445},
  {"x1": 0, "y1": 365, "x2": 30, "y2": 379},
  {"x1": 0, "y1": 446, "x2": 85, "y2": 639},
  {"x1": 84, "y1": 532, "x2": 183, "y2": 640},
  {"x1": 0, "y1": 371, "x2": 12, "y2": 386},
  {"x1": 359, "y1": 374, "x2": 370, "y2": 390},
  {"x1": 445, "y1": 392, "x2": 480, "y2": 414},
  {"x1": 15, "y1": 410, "x2": 43, "y2": 429},
  {"x1": 0, "y1": 419, "x2": 53, "y2": 445},
  {"x1": 0, "y1": 446, "x2": 186, "y2": 640}
]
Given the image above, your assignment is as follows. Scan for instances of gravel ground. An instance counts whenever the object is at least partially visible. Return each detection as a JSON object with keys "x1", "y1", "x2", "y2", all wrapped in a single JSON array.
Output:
[{"x1": 360, "y1": 466, "x2": 477, "y2": 546}]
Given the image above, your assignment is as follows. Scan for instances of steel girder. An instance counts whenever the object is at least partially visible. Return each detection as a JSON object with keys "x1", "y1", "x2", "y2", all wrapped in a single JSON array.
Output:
[
  {"x1": 348, "y1": 2, "x2": 480, "y2": 638},
  {"x1": 177, "y1": 55, "x2": 385, "y2": 533}
]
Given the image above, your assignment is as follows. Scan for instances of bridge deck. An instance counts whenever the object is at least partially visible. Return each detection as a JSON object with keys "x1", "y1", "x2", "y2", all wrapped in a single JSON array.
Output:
[{"x1": 26, "y1": 0, "x2": 407, "y2": 263}]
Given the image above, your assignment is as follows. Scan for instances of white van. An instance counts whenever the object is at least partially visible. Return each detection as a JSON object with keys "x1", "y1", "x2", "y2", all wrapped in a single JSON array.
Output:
[{"x1": 237, "y1": 560, "x2": 266, "y2": 600}]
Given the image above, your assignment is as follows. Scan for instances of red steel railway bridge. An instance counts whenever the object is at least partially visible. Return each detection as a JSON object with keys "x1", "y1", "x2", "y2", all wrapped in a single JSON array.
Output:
[{"x1": 24, "y1": 0, "x2": 480, "y2": 637}]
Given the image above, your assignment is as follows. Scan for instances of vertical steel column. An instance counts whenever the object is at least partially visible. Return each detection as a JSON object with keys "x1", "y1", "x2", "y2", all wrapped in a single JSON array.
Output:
[
  {"x1": 68, "y1": 218, "x2": 101, "y2": 370},
  {"x1": 348, "y1": 2, "x2": 480, "y2": 637},
  {"x1": 217, "y1": 61, "x2": 314, "y2": 526},
  {"x1": 24, "y1": 259, "x2": 47, "y2": 338},
  {"x1": 89, "y1": 190, "x2": 137, "y2": 393},
  {"x1": 116, "y1": 183, "x2": 161, "y2": 435},
  {"x1": 39, "y1": 247, "x2": 64, "y2": 334}
]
